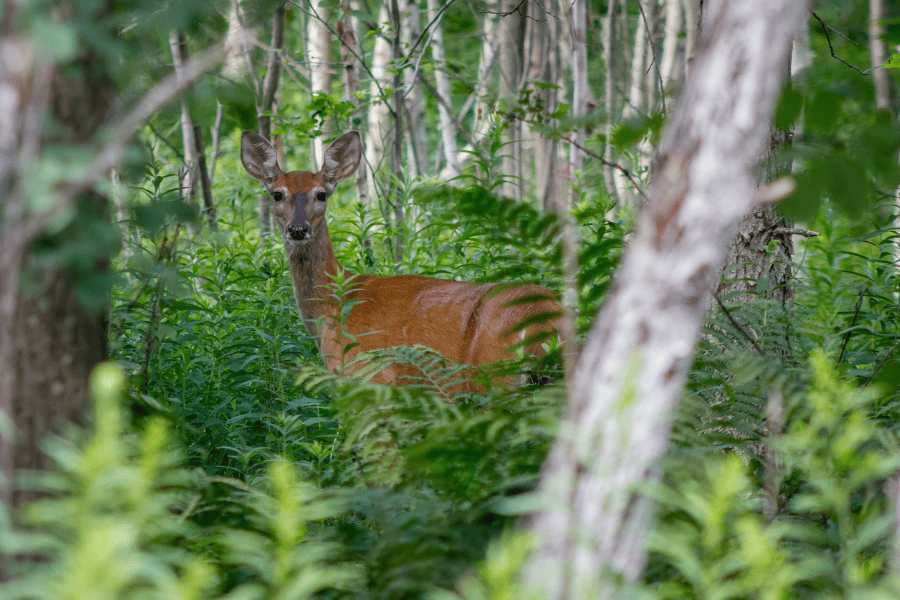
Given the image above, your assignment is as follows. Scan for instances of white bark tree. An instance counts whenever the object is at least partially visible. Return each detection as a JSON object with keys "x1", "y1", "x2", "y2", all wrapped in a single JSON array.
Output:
[
  {"x1": 366, "y1": 4, "x2": 393, "y2": 201},
  {"x1": 869, "y1": 0, "x2": 891, "y2": 110},
  {"x1": 426, "y1": 0, "x2": 459, "y2": 178},
  {"x1": 659, "y1": 0, "x2": 683, "y2": 93},
  {"x1": 338, "y1": 0, "x2": 371, "y2": 212},
  {"x1": 169, "y1": 30, "x2": 200, "y2": 235},
  {"x1": 401, "y1": 0, "x2": 427, "y2": 177},
  {"x1": 307, "y1": 0, "x2": 333, "y2": 167},
  {"x1": 524, "y1": 1, "x2": 809, "y2": 597},
  {"x1": 569, "y1": 0, "x2": 588, "y2": 176}
]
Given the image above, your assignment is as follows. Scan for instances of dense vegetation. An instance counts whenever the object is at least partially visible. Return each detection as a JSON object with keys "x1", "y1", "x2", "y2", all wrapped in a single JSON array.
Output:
[{"x1": 3, "y1": 0, "x2": 900, "y2": 598}]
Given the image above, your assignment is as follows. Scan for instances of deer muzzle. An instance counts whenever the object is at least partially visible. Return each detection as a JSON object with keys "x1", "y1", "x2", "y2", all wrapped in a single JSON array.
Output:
[{"x1": 286, "y1": 192, "x2": 310, "y2": 241}]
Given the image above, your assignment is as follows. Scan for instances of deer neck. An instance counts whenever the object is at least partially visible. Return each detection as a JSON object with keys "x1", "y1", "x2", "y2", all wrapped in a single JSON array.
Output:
[{"x1": 285, "y1": 219, "x2": 342, "y2": 344}]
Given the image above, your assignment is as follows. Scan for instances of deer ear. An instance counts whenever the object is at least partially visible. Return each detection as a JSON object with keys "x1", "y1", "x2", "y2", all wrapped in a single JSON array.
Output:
[
  {"x1": 320, "y1": 131, "x2": 362, "y2": 186},
  {"x1": 241, "y1": 130, "x2": 282, "y2": 184}
]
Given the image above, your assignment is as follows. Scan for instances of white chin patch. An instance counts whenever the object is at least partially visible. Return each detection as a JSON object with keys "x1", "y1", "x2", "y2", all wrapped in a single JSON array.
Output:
[{"x1": 285, "y1": 237, "x2": 312, "y2": 247}]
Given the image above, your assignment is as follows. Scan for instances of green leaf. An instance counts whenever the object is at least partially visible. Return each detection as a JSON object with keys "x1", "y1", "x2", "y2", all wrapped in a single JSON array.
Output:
[
  {"x1": 806, "y1": 91, "x2": 842, "y2": 135},
  {"x1": 779, "y1": 161, "x2": 824, "y2": 221},
  {"x1": 550, "y1": 103, "x2": 569, "y2": 119},
  {"x1": 882, "y1": 53, "x2": 900, "y2": 69},
  {"x1": 775, "y1": 87, "x2": 803, "y2": 130},
  {"x1": 824, "y1": 156, "x2": 868, "y2": 216}
]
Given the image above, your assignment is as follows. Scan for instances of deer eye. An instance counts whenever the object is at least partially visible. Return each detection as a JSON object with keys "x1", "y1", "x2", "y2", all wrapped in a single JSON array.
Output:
[
  {"x1": 316, "y1": 192, "x2": 327, "y2": 202},
  {"x1": 272, "y1": 191, "x2": 283, "y2": 201}
]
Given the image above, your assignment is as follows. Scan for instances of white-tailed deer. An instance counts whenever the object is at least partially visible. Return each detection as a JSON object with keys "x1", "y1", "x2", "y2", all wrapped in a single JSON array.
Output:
[{"x1": 240, "y1": 130, "x2": 560, "y2": 387}]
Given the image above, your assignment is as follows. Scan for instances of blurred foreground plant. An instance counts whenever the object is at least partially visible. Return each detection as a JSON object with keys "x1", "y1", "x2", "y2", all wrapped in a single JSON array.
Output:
[{"x1": 0, "y1": 363, "x2": 357, "y2": 600}]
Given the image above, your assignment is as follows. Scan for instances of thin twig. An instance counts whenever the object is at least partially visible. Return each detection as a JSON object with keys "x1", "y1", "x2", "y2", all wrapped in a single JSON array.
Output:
[
  {"x1": 773, "y1": 227, "x2": 820, "y2": 237},
  {"x1": 416, "y1": 71, "x2": 475, "y2": 146},
  {"x1": 561, "y1": 134, "x2": 650, "y2": 202},
  {"x1": 837, "y1": 289, "x2": 865, "y2": 363},
  {"x1": 480, "y1": 0, "x2": 543, "y2": 22},
  {"x1": 811, "y1": 10, "x2": 894, "y2": 75},
  {"x1": 43, "y1": 44, "x2": 225, "y2": 241},
  {"x1": 399, "y1": 0, "x2": 458, "y2": 69},
  {"x1": 863, "y1": 339, "x2": 900, "y2": 389},
  {"x1": 637, "y1": 0, "x2": 666, "y2": 115},
  {"x1": 292, "y1": 0, "x2": 397, "y2": 119},
  {"x1": 714, "y1": 294, "x2": 766, "y2": 357}
]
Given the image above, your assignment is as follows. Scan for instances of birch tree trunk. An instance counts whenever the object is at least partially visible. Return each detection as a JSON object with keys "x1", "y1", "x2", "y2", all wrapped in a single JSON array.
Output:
[
  {"x1": 869, "y1": 0, "x2": 891, "y2": 111},
  {"x1": 169, "y1": 30, "x2": 200, "y2": 235},
  {"x1": 472, "y1": 6, "x2": 500, "y2": 144},
  {"x1": 523, "y1": 0, "x2": 557, "y2": 206},
  {"x1": 569, "y1": 0, "x2": 588, "y2": 176},
  {"x1": 338, "y1": 0, "x2": 372, "y2": 213},
  {"x1": 401, "y1": 0, "x2": 427, "y2": 177},
  {"x1": 366, "y1": 4, "x2": 393, "y2": 201},
  {"x1": 524, "y1": 1, "x2": 809, "y2": 597},
  {"x1": 497, "y1": 0, "x2": 526, "y2": 200},
  {"x1": 659, "y1": 0, "x2": 683, "y2": 93},
  {"x1": 427, "y1": 0, "x2": 459, "y2": 179},
  {"x1": 256, "y1": 4, "x2": 285, "y2": 237},
  {"x1": 307, "y1": 0, "x2": 333, "y2": 168},
  {"x1": 602, "y1": 0, "x2": 620, "y2": 204}
]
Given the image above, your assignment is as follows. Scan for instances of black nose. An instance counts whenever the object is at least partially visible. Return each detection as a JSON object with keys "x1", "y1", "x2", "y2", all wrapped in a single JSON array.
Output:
[{"x1": 288, "y1": 225, "x2": 310, "y2": 240}]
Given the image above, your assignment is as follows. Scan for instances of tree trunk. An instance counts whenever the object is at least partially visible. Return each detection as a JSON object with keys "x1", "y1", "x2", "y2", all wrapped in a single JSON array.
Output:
[
  {"x1": 427, "y1": 0, "x2": 460, "y2": 179},
  {"x1": 569, "y1": 0, "x2": 588, "y2": 175},
  {"x1": 602, "y1": 0, "x2": 620, "y2": 204},
  {"x1": 659, "y1": 0, "x2": 683, "y2": 93},
  {"x1": 193, "y1": 124, "x2": 217, "y2": 229},
  {"x1": 869, "y1": 0, "x2": 891, "y2": 111},
  {"x1": 497, "y1": 0, "x2": 526, "y2": 199},
  {"x1": 0, "y1": 7, "x2": 117, "y2": 512},
  {"x1": 366, "y1": 3, "x2": 393, "y2": 201},
  {"x1": 338, "y1": 0, "x2": 372, "y2": 214},
  {"x1": 257, "y1": 3, "x2": 285, "y2": 238},
  {"x1": 307, "y1": 0, "x2": 333, "y2": 168},
  {"x1": 524, "y1": 1, "x2": 809, "y2": 597},
  {"x1": 523, "y1": 0, "x2": 558, "y2": 207},
  {"x1": 169, "y1": 30, "x2": 200, "y2": 235},
  {"x1": 401, "y1": 0, "x2": 427, "y2": 177},
  {"x1": 389, "y1": 0, "x2": 405, "y2": 266}
]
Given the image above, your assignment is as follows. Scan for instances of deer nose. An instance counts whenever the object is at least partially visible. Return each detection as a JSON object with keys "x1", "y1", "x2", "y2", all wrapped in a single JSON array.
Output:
[{"x1": 287, "y1": 224, "x2": 310, "y2": 240}]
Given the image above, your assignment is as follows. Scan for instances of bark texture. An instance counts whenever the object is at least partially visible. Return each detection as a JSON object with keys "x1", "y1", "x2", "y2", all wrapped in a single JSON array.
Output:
[
  {"x1": 869, "y1": 0, "x2": 891, "y2": 111},
  {"x1": 0, "y1": 6, "x2": 116, "y2": 510},
  {"x1": 427, "y1": 0, "x2": 460, "y2": 179},
  {"x1": 524, "y1": 1, "x2": 810, "y2": 597},
  {"x1": 257, "y1": 4, "x2": 285, "y2": 237}
]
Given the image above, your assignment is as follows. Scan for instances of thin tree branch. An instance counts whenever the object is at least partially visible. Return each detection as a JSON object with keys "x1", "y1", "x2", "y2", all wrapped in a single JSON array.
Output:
[
  {"x1": 33, "y1": 44, "x2": 225, "y2": 241},
  {"x1": 811, "y1": 10, "x2": 895, "y2": 75},
  {"x1": 561, "y1": 134, "x2": 650, "y2": 202},
  {"x1": 837, "y1": 289, "x2": 865, "y2": 363},
  {"x1": 292, "y1": 0, "x2": 398, "y2": 119},
  {"x1": 637, "y1": 0, "x2": 666, "y2": 114},
  {"x1": 714, "y1": 293, "x2": 766, "y2": 357}
]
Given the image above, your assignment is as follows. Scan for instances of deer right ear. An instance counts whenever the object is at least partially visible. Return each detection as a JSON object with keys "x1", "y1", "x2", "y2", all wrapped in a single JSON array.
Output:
[{"x1": 240, "y1": 130, "x2": 282, "y2": 184}]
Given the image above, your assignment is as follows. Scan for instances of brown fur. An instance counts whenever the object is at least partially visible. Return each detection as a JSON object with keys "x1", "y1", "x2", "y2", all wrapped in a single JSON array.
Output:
[{"x1": 241, "y1": 130, "x2": 561, "y2": 389}]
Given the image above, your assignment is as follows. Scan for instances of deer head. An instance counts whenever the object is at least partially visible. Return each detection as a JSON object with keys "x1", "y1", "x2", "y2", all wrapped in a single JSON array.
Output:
[{"x1": 240, "y1": 130, "x2": 363, "y2": 245}]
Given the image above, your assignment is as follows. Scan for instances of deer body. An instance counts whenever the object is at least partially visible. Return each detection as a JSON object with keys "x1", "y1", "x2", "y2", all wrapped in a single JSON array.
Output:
[{"x1": 241, "y1": 130, "x2": 560, "y2": 386}]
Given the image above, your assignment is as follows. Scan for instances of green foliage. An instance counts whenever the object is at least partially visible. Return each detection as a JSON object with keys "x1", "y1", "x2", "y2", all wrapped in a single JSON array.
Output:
[
  {"x1": 648, "y1": 353, "x2": 900, "y2": 599},
  {"x1": 0, "y1": 364, "x2": 354, "y2": 600}
]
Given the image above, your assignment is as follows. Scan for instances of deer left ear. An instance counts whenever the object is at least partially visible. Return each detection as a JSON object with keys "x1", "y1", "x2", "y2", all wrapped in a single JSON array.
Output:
[
  {"x1": 241, "y1": 130, "x2": 282, "y2": 185},
  {"x1": 321, "y1": 131, "x2": 363, "y2": 186}
]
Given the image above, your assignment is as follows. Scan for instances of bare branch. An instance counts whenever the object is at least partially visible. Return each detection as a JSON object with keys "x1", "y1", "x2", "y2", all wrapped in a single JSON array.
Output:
[
  {"x1": 34, "y1": 44, "x2": 225, "y2": 240},
  {"x1": 811, "y1": 10, "x2": 895, "y2": 75}
]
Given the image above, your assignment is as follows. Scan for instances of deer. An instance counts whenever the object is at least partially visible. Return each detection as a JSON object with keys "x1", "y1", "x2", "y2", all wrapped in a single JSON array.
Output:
[{"x1": 240, "y1": 130, "x2": 561, "y2": 389}]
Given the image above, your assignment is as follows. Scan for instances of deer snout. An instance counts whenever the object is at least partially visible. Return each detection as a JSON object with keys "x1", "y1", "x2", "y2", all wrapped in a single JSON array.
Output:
[
  {"x1": 287, "y1": 224, "x2": 310, "y2": 240},
  {"x1": 287, "y1": 192, "x2": 311, "y2": 240}
]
